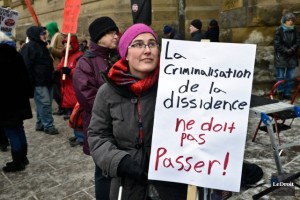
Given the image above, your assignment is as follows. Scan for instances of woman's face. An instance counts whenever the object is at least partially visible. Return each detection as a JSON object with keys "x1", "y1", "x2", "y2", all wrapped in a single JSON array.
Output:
[
  {"x1": 285, "y1": 18, "x2": 294, "y2": 26},
  {"x1": 98, "y1": 30, "x2": 119, "y2": 49},
  {"x1": 126, "y1": 33, "x2": 159, "y2": 79},
  {"x1": 189, "y1": 24, "x2": 198, "y2": 34}
]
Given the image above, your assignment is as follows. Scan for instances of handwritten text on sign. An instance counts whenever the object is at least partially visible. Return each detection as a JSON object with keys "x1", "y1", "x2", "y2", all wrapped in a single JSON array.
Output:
[
  {"x1": 148, "y1": 39, "x2": 256, "y2": 192},
  {"x1": 62, "y1": 0, "x2": 81, "y2": 34}
]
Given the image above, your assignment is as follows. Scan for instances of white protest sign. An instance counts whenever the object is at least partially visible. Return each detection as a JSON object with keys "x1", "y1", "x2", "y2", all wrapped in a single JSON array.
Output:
[
  {"x1": 0, "y1": 7, "x2": 19, "y2": 37},
  {"x1": 148, "y1": 39, "x2": 256, "y2": 192}
]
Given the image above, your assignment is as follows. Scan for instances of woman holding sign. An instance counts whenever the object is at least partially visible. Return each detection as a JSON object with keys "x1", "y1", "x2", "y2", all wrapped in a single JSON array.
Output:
[{"x1": 88, "y1": 24, "x2": 187, "y2": 200}]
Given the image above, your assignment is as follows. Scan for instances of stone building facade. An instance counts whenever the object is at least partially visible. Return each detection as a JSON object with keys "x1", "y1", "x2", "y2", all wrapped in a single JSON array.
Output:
[
  {"x1": 220, "y1": 0, "x2": 300, "y2": 93},
  {"x1": 1, "y1": 0, "x2": 300, "y2": 93}
]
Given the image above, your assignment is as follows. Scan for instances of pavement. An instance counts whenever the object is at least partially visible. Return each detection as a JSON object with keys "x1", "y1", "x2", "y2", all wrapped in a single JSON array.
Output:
[{"x1": 0, "y1": 98, "x2": 299, "y2": 200}]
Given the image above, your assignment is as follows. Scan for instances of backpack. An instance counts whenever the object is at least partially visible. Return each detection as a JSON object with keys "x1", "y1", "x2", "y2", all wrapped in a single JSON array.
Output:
[
  {"x1": 68, "y1": 102, "x2": 83, "y2": 131},
  {"x1": 240, "y1": 162, "x2": 264, "y2": 189}
]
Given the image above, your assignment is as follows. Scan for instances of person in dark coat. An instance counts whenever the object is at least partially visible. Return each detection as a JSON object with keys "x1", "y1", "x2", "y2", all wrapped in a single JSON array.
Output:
[
  {"x1": 88, "y1": 23, "x2": 187, "y2": 200},
  {"x1": 73, "y1": 16, "x2": 120, "y2": 200},
  {"x1": 189, "y1": 19, "x2": 205, "y2": 41},
  {"x1": 0, "y1": 31, "x2": 33, "y2": 172},
  {"x1": 45, "y1": 22, "x2": 65, "y2": 116},
  {"x1": 274, "y1": 12, "x2": 300, "y2": 100},
  {"x1": 20, "y1": 26, "x2": 59, "y2": 135},
  {"x1": 205, "y1": 19, "x2": 220, "y2": 42},
  {"x1": 163, "y1": 25, "x2": 183, "y2": 40},
  {"x1": 79, "y1": 38, "x2": 89, "y2": 53}
]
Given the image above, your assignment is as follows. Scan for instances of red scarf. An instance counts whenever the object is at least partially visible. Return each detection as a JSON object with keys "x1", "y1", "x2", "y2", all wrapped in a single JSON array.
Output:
[{"x1": 107, "y1": 59, "x2": 159, "y2": 96}]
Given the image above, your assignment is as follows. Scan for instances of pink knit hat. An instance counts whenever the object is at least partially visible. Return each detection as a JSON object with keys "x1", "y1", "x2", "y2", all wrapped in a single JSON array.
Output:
[{"x1": 118, "y1": 23, "x2": 157, "y2": 61}]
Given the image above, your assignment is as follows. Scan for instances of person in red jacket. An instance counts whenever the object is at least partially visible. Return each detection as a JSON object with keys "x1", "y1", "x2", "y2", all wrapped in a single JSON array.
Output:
[{"x1": 57, "y1": 34, "x2": 84, "y2": 146}]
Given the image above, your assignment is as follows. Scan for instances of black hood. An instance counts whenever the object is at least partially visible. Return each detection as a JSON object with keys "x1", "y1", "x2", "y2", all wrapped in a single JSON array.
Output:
[{"x1": 26, "y1": 26, "x2": 45, "y2": 43}]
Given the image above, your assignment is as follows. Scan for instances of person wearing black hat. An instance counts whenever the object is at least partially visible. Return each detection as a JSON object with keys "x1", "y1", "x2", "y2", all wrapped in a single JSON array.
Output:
[
  {"x1": 20, "y1": 26, "x2": 59, "y2": 135},
  {"x1": 73, "y1": 16, "x2": 120, "y2": 200},
  {"x1": 163, "y1": 25, "x2": 183, "y2": 40},
  {"x1": 204, "y1": 19, "x2": 220, "y2": 42},
  {"x1": 189, "y1": 19, "x2": 205, "y2": 41}
]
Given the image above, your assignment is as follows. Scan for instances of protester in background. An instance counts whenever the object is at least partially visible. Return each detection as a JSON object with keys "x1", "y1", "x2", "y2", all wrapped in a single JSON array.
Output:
[
  {"x1": 0, "y1": 31, "x2": 33, "y2": 172},
  {"x1": 73, "y1": 16, "x2": 120, "y2": 200},
  {"x1": 88, "y1": 23, "x2": 187, "y2": 200},
  {"x1": 163, "y1": 25, "x2": 183, "y2": 40},
  {"x1": 79, "y1": 38, "x2": 89, "y2": 53},
  {"x1": 45, "y1": 22, "x2": 65, "y2": 115},
  {"x1": 204, "y1": 19, "x2": 220, "y2": 42},
  {"x1": 45, "y1": 21, "x2": 64, "y2": 73},
  {"x1": 20, "y1": 26, "x2": 59, "y2": 135},
  {"x1": 274, "y1": 12, "x2": 300, "y2": 100},
  {"x1": 189, "y1": 19, "x2": 205, "y2": 41},
  {"x1": 57, "y1": 35, "x2": 84, "y2": 146}
]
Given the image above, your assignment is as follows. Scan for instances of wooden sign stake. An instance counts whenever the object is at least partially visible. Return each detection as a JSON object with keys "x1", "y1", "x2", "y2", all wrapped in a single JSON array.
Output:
[{"x1": 186, "y1": 185, "x2": 198, "y2": 200}]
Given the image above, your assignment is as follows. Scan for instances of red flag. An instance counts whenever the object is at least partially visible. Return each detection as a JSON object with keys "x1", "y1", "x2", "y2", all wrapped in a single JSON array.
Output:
[
  {"x1": 62, "y1": 0, "x2": 82, "y2": 34},
  {"x1": 25, "y1": 0, "x2": 40, "y2": 25}
]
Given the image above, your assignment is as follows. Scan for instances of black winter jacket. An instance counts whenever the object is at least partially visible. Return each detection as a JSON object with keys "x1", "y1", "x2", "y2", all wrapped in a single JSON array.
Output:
[
  {"x1": 0, "y1": 43, "x2": 33, "y2": 127},
  {"x1": 274, "y1": 26, "x2": 300, "y2": 68},
  {"x1": 170, "y1": 30, "x2": 183, "y2": 40},
  {"x1": 205, "y1": 27, "x2": 219, "y2": 42},
  {"x1": 191, "y1": 30, "x2": 205, "y2": 42},
  {"x1": 20, "y1": 26, "x2": 54, "y2": 87}
]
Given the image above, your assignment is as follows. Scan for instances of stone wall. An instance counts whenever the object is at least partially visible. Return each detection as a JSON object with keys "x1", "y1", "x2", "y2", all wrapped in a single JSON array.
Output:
[
  {"x1": 1, "y1": 0, "x2": 222, "y2": 43},
  {"x1": 220, "y1": 0, "x2": 300, "y2": 94},
  {"x1": 1, "y1": 0, "x2": 300, "y2": 94}
]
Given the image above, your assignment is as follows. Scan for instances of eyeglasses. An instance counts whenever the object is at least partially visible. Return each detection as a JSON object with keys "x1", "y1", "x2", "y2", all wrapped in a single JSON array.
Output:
[
  {"x1": 128, "y1": 41, "x2": 159, "y2": 49},
  {"x1": 107, "y1": 31, "x2": 118, "y2": 37}
]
